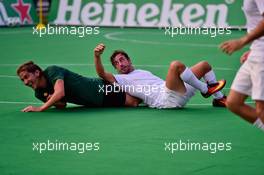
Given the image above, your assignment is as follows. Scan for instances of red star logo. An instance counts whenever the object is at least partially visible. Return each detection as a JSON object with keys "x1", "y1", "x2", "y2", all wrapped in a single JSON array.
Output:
[{"x1": 11, "y1": 0, "x2": 32, "y2": 24}]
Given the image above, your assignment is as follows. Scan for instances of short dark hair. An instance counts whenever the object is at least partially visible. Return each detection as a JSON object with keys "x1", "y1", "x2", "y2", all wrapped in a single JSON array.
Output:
[
  {"x1": 110, "y1": 50, "x2": 130, "y2": 67},
  {"x1": 16, "y1": 61, "x2": 43, "y2": 76}
]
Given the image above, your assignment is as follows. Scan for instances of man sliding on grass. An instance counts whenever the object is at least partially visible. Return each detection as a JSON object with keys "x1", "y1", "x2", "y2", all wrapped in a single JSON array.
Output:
[
  {"x1": 17, "y1": 61, "x2": 139, "y2": 112},
  {"x1": 93, "y1": 43, "x2": 226, "y2": 109}
]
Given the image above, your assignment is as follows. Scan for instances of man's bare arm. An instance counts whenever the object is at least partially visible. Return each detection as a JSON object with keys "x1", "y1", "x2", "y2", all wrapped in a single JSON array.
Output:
[
  {"x1": 94, "y1": 43, "x2": 116, "y2": 83},
  {"x1": 46, "y1": 94, "x2": 67, "y2": 109},
  {"x1": 40, "y1": 79, "x2": 65, "y2": 111},
  {"x1": 22, "y1": 79, "x2": 65, "y2": 112},
  {"x1": 220, "y1": 18, "x2": 264, "y2": 55},
  {"x1": 241, "y1": 19, "x2": 264, "y2": 45}
]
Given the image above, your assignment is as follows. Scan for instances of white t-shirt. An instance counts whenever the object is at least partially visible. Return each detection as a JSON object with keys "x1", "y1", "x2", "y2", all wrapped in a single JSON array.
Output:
[
  {"x1": 243, "y1": 0, "x2": 264, "y2": 58},
  {"x1": 114, "y1": 69, "x2": 165, "y2": 107}
]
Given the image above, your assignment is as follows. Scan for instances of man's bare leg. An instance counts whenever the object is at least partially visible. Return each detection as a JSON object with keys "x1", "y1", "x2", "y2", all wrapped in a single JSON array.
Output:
[
  {"x1": 255, "y1": 100, "x2": 264, "y2": 130},
  {"x1": 256, "y1": 100, "x2": 264, "y2": 123},
  {"x1": 227, "y1": 90, "x2": 264, "y2": 123},
  {"x1": 226, "y1": 90, "x2": 256, "y2": 123},
  {"x1": 191, "y1": 61, "x2": 225, "y2": 101},
  {"x1": 226, "y1": 90, "x2": 264, "y2": 131},
  {"x1": 165, "y1": 60, "x2": 225, "y2": 97},
  {"x1": 190, "y1": 61, "x2": 211, "y2": 79},
  {"x1": 165, "y1": 61, "x2": 188, "y2": 94}
]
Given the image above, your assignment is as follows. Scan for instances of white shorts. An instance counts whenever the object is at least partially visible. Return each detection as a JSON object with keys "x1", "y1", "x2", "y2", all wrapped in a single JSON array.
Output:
[
  {"x1": 231, "y1": 55, "x2": 264, "y2": 101},
  {"x1": 154, "y1": 83, "x2": 196, "y2": 109}
]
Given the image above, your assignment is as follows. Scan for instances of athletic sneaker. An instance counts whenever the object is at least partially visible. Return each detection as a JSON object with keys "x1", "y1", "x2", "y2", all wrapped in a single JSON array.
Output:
[
  {"x1": 212, "y1": 95, "x2": 227, "y2": 107},
  {"x1": 201, "y1": 80, "x2": 226, "y2": 98}
]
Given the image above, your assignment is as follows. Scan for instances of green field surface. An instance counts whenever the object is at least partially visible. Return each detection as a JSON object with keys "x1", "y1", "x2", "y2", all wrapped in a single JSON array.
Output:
[{"x1": 0, "y1": 27, "x2": 263, "y2": 175}]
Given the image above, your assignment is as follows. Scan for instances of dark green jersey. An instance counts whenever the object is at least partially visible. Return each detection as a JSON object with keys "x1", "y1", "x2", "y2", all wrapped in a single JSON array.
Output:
[{"x1": 35, "y1": 66, "x2": 105, "y2": 107}]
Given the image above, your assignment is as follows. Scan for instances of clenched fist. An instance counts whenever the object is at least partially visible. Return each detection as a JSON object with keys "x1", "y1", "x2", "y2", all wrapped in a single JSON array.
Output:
[{"x1": 94, "y1": 43, "x2": 105, "y2": 57}]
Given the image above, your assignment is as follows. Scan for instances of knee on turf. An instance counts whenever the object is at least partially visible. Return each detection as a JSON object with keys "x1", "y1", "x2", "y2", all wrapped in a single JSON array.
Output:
[{"x1": 169, "y1": 61, "x2": 186, "y2": 73}]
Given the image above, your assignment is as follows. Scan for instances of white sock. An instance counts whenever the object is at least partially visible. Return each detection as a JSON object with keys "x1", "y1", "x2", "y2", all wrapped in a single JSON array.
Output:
[
  {"x1": 180, "y1": 67, "x2": 208, "y2": 93},
  {"x1": 203, "y1": 70, "x2": 224, "y2": 99},
  {"x1": 203, "y1": 70, "x2": 217, "y2": 84},
  {"x1": 253, "y1": 118, "x2": 264, "y2": 131}
]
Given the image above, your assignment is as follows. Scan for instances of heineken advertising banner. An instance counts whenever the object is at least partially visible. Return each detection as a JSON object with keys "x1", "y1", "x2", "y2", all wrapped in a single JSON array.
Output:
[
  {"x1": 0, "y1": 0, "x2": 38, "y2": 26},
  {"x1": 49, "y1": 0, "x2": 246, "y2": 28}
]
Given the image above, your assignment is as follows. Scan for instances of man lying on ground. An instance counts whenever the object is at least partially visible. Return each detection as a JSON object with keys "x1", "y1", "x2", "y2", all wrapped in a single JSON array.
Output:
[
  {"x1": 17, "y1": 61, "x2": 139, "y2": 112},
  {"x1": 93, "y1": 43, "x2": 226, "y2": 109}
]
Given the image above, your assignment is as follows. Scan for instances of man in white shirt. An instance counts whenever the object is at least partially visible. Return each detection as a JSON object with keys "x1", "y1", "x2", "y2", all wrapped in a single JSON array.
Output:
[
  {"x1": 93, "y1": 44, "x2": 226, "y2": 109},
  {"x1": 220, "y1": 0, "x2": 264, "y2": 131}
]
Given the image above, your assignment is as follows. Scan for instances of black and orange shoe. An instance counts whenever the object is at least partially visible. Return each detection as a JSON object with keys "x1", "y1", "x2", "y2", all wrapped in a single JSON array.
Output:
[
  {"x1": 212, "y1": 95, "x2": 227, "y2": 107},
  {"x1": 201, "y1": 79, "x2": 226, "y2": 98}
]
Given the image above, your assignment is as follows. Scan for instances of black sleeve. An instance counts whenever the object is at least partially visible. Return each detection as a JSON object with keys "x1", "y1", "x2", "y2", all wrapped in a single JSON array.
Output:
[
  {"x1": 34, "y1": 90, "x2": 47, "y2": 103},
  {"x1": 45, "y1": 66, "x2": 65, "y2": 86}
]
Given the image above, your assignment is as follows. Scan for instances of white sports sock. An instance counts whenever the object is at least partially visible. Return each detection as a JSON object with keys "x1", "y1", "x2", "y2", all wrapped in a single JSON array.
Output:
[
  {"x1": 203, "y1": 70, "x2": 217, "y2": 84},
  {"x1": 213, "y1": 92, "x2": 224, "y2": 99},
  {"x1": 203, "y1": 70, "x2": 224, "y2": 99},
  {"x1": 180, "y1": 67, "x2": 208, "y2": 93},
  {"x1": 253, "y1": 118, "x2": 264, "y2": 131}
]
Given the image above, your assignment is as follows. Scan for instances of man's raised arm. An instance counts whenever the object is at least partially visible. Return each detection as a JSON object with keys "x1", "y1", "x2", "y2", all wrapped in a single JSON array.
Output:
[{"x1": 94, "y1": 43, "x2": 116, "y2": 83}]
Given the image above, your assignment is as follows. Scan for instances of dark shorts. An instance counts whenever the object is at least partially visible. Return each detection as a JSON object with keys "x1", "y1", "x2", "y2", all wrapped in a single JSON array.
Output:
[{"x1": 102, "y1": 81, "x2": 126, "y2": 107}]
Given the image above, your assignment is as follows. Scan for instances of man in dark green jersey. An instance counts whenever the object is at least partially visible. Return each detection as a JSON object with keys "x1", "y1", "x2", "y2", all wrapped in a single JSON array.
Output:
[{"x1": 17, "y1": 61, "x2": 139, "y2": 112}]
